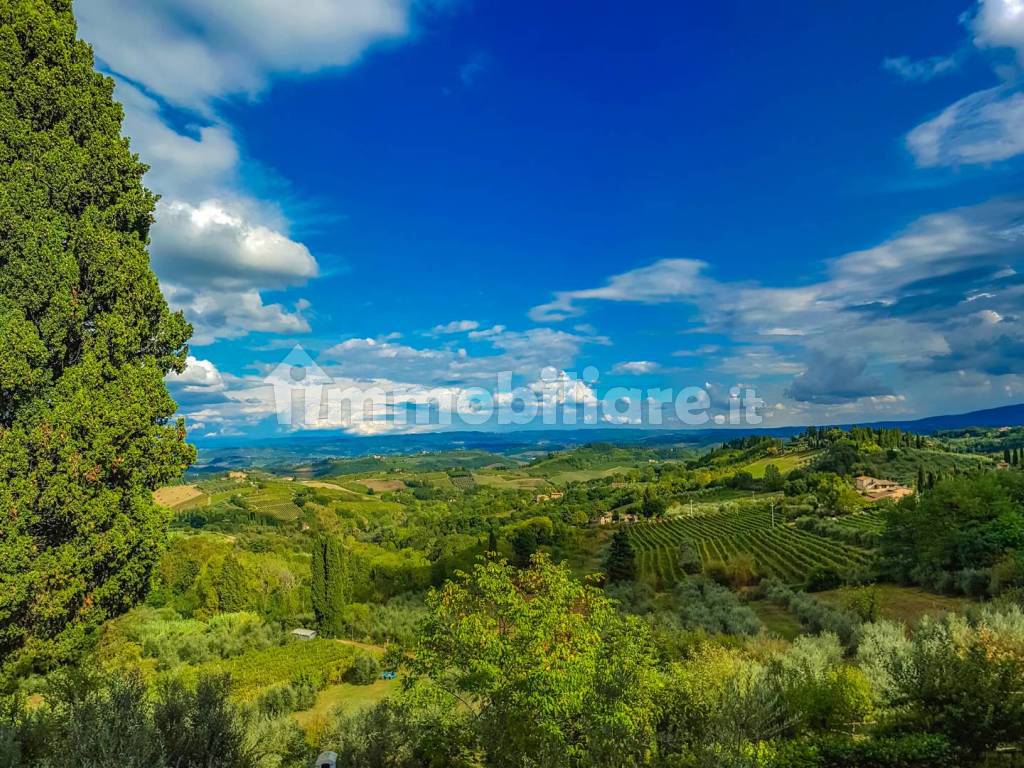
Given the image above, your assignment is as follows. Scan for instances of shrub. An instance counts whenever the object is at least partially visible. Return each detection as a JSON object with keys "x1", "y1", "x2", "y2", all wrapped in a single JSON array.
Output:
[
  {"x1": 345, "y1": 652, "x2": 381, "y2": 685},
  {"x1": 673, "y1": 577, "x2": 763, "y2": 636},
  {"x1": 806, "y1": 567, "x2": 842, "y2": 592},
  {"x1": 800, "y1": 733, "x2": 954, "y2": 767}
]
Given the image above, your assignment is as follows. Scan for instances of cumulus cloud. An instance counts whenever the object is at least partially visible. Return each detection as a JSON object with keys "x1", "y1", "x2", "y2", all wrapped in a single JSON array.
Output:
[
  {"x1": 164, "y1": 285, "x2": 311, "y2": 345},
  {"x1": 972, "y1": 0, "x2": 1024, "y2": 62},
  {"x1": 167, "y1": 356, "x2": 225, "y2": 389},
  {"x1": 152, "y1": 200, "x2": 318, "y2": 290},
  {"x1": 115, "y1": 80, "x2": 239, "y2": 200},
  {"x1": 785, "y1": 352, "x2": 893, "y2": 405},
  {"x1": 76, "y1": 1, "x2": 436, "y2": 344}
]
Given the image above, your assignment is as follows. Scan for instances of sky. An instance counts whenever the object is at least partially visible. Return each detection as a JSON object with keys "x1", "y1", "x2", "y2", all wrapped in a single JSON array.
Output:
[{"x1": 75, "y1": 0, "x2": 1024, "y2": 442}]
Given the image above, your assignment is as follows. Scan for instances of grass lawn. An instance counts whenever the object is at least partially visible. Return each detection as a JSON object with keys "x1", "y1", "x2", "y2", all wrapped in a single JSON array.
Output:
[
  {"x1": 293, "y1": 679, "x2": 399, "y2": 732},
  {"x1": 815, "y1": 584, "x2": 973, "y2": 627},
  {"x1": 749, "y1": 600, "x2": 804, "y2": 640}
]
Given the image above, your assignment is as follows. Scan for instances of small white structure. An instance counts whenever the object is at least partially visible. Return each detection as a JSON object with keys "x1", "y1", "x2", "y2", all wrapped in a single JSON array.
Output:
[
  {"x1": 291, "y1": 627, "x2": 317, "y2": 641},
  {"x1": 315, "y1": 751, "x2": 338, "y2": 768}
]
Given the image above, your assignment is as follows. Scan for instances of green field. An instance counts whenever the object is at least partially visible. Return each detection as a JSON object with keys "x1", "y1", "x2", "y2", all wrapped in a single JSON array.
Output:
[
  {"x1": 472, "y1": 472, "x2": 553, "y2": 490},
  {"x1": 740, "y1": 451, "x2": 819, "y2": 479},
  {"x1": 246, "y1": 481, "x2": 303, "y2": 521},
  {"x1": 629, "y1": 508, "x2": 874, "y2": 587},
  {"x1": 293, "y1": 678, "x2": 399, "y2": 733},
  {"x1": 546, "y1": 466, "x2": 634, "y2": 485},
  {"x1": 815, "y1": 584, "x2": 972, "y2": 627},
  {"x1": 833, "y1": 509, "x2": 887, "y2": 533},
  {"x1": 187, "y1": 640, "x2": 356, "y2": 701}
]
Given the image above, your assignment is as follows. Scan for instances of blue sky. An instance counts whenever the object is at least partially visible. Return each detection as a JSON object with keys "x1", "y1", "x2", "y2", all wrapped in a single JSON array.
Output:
[{"x1": 77, "y1": 0, "x2": 1024, "y2": 441}]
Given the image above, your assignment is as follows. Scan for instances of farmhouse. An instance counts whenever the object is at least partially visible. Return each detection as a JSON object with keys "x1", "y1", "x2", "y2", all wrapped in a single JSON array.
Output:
[
  {"x1": 291, "y1": 627, "x2": 317, "y2": 641},
  {"x1": 853, "y1": 475, "x2": 914, "y2": 501}
]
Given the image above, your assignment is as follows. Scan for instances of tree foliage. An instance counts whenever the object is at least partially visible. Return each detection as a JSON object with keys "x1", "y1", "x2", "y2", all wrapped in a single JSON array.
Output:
[
  {"x1": 311, "y1": 535, "x2": 351, "y2": 636},
  {"x1": 0, "y1": 0, "x2": 193, "y2": 681},
  {"x1": 604, "y1": 529, "x2": 636, "y2": 583},
  {"x1": 409, "y1": 555, "x2": 661, "y2": 766}
]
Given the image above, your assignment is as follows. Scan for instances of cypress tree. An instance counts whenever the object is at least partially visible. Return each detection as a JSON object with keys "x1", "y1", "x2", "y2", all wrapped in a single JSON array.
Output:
[
  {"x1": 217, "y1": 555, "x2": 247, "y2": 613},
  {"x1": 917, "y1": 466, "x2": 926, "y2": 492},
  {"x1": 0, "y1": 0, "x2": 193, "y2": 680},
  {"x1": 1004, "y1": 448, "x2": 1012, "y2": 465},
  {"x1": 311, "y1": 535, "x2": 350, "y2": 636},
  {"x1": 604, "y1": 529, "x2": 636, "y2": 583}
]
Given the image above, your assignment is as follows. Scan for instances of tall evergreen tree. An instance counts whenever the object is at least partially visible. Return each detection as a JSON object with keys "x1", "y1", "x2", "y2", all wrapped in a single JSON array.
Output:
[
  {"x1": 311, "y1": 535, "x2": 350, "y2": 636},
  {"x1": 217, "y1": 555, "x2": 247, "y2": 613},
  {"x1": 0, "y1": 0, "x2": 193, "y2": 681},
  {"x1": 604, "y1": 529, "x2": 636, "y2": 583},
  {"x1": 1004, "y1": 448, "x2": 1012, "y2": 465},
  {"x1": 917, "y1": 466, "x2": 926, "y2": 492}
]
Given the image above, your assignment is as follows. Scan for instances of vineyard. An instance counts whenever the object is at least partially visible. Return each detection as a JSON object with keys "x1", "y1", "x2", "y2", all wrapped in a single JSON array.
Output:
[
  {"x1": 832, "y1": 509, "x2": 886, "y2": 534},
  {"x1": 628, "y1": 507, "x2": 874, "y2": 586}
]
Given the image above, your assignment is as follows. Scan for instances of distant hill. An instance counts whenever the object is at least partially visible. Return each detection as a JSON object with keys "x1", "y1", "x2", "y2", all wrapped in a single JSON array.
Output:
[
  {"x1": 189, "y1": 403, "x2": 1024, "y2": 473},
  {"x1": 858, "y1": 402, "x2": 1024, "y2": 433}
]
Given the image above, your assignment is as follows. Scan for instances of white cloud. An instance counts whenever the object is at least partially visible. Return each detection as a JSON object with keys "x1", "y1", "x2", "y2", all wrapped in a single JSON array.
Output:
[
  {"x1": 883, "y1": 54, "x2": 960, "y2": 82},
  {"x1": 167, "y1": 356, "x2": 225, "y2": 389},
  {"x1": 611, "y1": 360, "x2": 660, "y2": 375},
  {"x1": 165, "y1": 285, "x2": 311, "y2": 345},
  {"x1": 149, "y1": 199, "x2": 319, "y2": 343},
  {"x1": 898, "y1": 1, "x2": 1024, "y2": 168},
  {"x1": 152, "y1": 200, "x2": 318, "y2": 290},
  {"x1": 77, "y1": 0, "x2": 415, "y2": 112},
  {"x1": 529, "y1": 258, "x2": 707, "y2": 322},
  {"x1": 907, "y1": 85, "x2": 1024, "y2": 167},
  {"x1": 431, "y1": 320, "x2": 480, "y2": 334},
  {"x1": 529, "y1": 200, "x2": 1024, "y2": 406},
  {"x1": 76, "y1": 1, "x2": 437, "y2": 344},
  {"x1": 972, "y1": 0, "x2": 1024, "y2": 62}
]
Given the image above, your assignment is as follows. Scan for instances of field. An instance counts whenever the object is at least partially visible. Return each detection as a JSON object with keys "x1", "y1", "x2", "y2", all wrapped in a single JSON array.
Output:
[
  {"x1": 472, "y1": 472, "x2": 553, "y2": 490},
  {"x1": 246, "y1": 481, "x2": 303, "y2": 521},
  {"x1": 301, "y1": 479, "x2": 366, "y2": 497},
  {"x1": 187, "y1": 640, "x2": 357, "y2": 701},
  {"x1": 833, "y1": 509, "x2": 887, "y2": 533},
  {"x1": 748, "y1": 601, "x2": 804, "y2": 640},
  {"x1": 546, "y1": 466, "x2": 635, "y2": 485},
  {"x1": 629, "y1": 507, "x2": 874, "y2": 586},
  {"x1": 293, "y1": 678, "x2": 399, "y2": 733},
  {"x1": 815, "y1": 585, "x2": 973, "y2": 627},
  {"x1": 154, "y1": 484, "x2": 205, "y2": 509},
  {"x1": 740, "y1": 451, "x2": 819, "y2": 479},
  {"x1": 360, "y1": 478, "x2": 408, "y2": 493}
]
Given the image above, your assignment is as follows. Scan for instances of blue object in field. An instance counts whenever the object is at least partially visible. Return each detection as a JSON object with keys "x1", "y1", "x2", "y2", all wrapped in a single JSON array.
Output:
[{"x1": 379, "y1": 670, "x2": 397, "y2": 680}]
